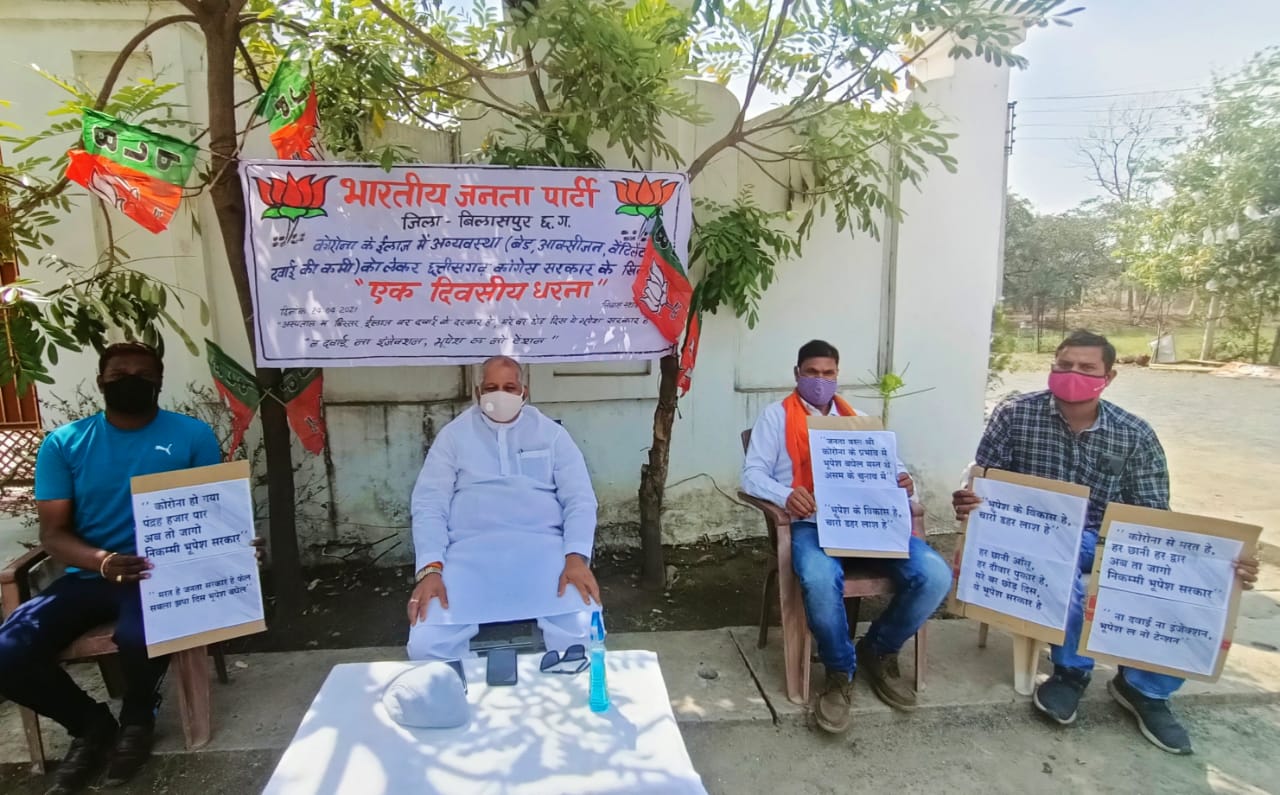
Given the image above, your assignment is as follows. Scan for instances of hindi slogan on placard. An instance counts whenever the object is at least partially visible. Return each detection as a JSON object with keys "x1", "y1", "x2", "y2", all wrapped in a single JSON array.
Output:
[
  {"x1": 1085, "y1": 521, "x2": 1243, "y2": 676},
  {"x1": 956, "y1": 478, "x2": 1088, "y2": 632},
  {"x1": 241, "y1": 162, "x2": 692, "y2": 367},
  {"x1": 133, "y1": 477, "x2": 263, "y2": 648},
  {"x1": 810, "y1": 429, "x2": 911, "y2": 557}
]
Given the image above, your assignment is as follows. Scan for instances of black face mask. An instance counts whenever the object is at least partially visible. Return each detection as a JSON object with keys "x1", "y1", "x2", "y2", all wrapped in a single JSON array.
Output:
[{"x1": 102, "y1": 375, "x2": 160, "y2": 415}]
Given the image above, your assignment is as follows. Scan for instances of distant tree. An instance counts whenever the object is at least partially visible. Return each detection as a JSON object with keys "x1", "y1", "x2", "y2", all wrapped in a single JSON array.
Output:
[
  {"x1": 1122, "y1": 48, "x2": 1280, "y2": 363},
  {"x1": 1002, "y1": 195, "x2": 1114, "y2": 349},
  {"x1": 1075, "y1": 104, "x2": 1172, "y2": 321}
]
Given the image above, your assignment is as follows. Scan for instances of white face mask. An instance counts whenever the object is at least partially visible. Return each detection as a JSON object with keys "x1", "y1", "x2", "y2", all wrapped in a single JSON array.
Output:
[{"x1": 480, "y1": 390, "x2": 525, "y2": 423}]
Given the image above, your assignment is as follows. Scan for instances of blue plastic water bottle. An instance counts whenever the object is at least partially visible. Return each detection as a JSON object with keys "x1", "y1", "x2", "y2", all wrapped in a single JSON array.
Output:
[{"x1": 588, "y1": 610, "x2": 610, "y2": 713}]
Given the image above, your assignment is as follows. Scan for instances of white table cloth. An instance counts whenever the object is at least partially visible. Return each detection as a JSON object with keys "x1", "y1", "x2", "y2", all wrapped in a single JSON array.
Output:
[{"x1": 261, "y1": 650, "x2": 707, "y2": 795}]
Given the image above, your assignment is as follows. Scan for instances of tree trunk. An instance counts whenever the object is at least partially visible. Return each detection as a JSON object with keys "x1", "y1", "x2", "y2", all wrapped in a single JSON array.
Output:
[
  {"x1": 1033, "y1": 295, "x2": 1042, "y2": 353},
  {"x1": 1269, "y1": 325, "x2": 1280, "y2": 366},
  {"x1": 1200, "y1": 294, "x2": 1220, "y2": 360},
  {"x1": 637, "y1": 354, "x2": 678, "y2": 590},
  {"x1": 1127, "y1": 287, "x2": 1135, "y2": 323},
  {"x1": 1252, "y1": 316, "x2": 1263, "y2": 364},
  {"x1": 202, "y1": 9, "x2": 305, "y2": 617},
  {"x1": 1136, "y1": 291, "x2": 1153, "y2": 324}
]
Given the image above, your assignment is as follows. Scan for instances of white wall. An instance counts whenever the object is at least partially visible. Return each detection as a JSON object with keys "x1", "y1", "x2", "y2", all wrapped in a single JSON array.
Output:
[
  {"x1": 1, "y1": 1, "x2": 1013, "y2": 562},
  {"x1": 891, "y1": 45, "x2": 1016, "y2": 516}
]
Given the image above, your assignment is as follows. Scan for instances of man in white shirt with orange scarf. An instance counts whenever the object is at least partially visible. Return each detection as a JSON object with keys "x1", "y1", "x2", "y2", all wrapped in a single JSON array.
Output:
[{"x1": 741, "y1": 340, "x2": 951, "y2": 734}]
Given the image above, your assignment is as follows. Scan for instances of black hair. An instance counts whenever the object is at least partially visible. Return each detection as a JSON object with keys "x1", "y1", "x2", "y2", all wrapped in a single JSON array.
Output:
[
  {"x1": 1056, "y1": 330, "x2": 1116, "y2": 370},
  {"x1": 796, "y1": 339, "x2": 840, "y2": 368},
  {"x1": 98, "y1": 341, "x2": 164, "y2": 375}
]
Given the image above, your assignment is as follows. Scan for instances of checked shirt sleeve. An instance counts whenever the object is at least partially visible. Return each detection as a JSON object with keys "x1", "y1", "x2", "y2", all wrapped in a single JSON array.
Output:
[
  {"x1": 974, "y1": 399, "x2": 1016, "y2": 472},
  {"x1": 1121, "y1": 428, "x2": 1171, "y2": 511}
]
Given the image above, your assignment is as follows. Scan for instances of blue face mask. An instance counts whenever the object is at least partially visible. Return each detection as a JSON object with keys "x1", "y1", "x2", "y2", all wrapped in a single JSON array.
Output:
[{"x1": 796, "y1": 376, "x2": 838, "y2": 408}]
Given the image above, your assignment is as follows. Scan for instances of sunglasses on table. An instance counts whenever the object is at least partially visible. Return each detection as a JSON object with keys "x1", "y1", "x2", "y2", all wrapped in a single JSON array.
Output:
[{"x1": 539, "y1": 644, "x2": 589, "y2": 675}]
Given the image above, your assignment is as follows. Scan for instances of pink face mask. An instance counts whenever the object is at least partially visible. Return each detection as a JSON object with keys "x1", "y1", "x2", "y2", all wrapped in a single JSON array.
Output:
[{"x1": 1048, "y1": 370, "x2": 1108, "y2": 403}]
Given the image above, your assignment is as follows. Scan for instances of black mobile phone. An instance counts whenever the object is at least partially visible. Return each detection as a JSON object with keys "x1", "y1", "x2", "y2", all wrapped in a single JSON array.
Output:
[{"x1": 486, "y1": 647, "x2": 518, "y2": 687}]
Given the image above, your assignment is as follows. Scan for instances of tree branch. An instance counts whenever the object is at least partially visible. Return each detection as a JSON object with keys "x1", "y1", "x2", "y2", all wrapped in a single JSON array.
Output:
[
  {"x1": 523, "y1": 45, "x2": 550, "y2": 114},
  {"x1": 368, "y1": 0, "x2": 532, "y2": 81},
  {"x1": 689, "y1": 0, "x2": 799, "y2": 180},
  {"x1": 238, "y1": 13, "x2": 309, "y2": 37},
  {"x1": 368, "y1": 0, "x2": 532, "y2": 121},
  {"x1": 98, "y1": 15, "x2": 200, "y2": 111},
  {"x1": 237, "y1": 40, "x2": 265, "y2": 94},
  {"x1": 96, "y1": 198, "x2": 118, "y2": 272},
  {"x1": 735, "y1": 0, "x2": 779, "y2": 131}
]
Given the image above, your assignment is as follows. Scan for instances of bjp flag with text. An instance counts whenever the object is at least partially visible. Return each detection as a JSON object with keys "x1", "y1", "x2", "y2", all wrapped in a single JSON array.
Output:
[
  {"x1": 632, "y1": 214, "x2": 692, "y2": 344},
  {"x1": 256, "y1": 50, "x2": 320, "y2": 160},
  {"x1": 278, "y1": 368, "x2": 326, "y2": 455},
  {"x1": 64, "y1": 109, "x2": 197, "y2": 234}
]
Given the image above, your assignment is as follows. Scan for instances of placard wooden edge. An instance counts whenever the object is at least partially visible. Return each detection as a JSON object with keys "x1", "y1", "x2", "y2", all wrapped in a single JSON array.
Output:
[
  {"x1": 824, "y1": 547, "x2": 909, "y2": 560},
  {"x1": 806, "y1": 415, "x2": 885, "y2": 432},
  {"x1": 147, "y1": 618, "x2": 267, "y2": 659},
  {"x1": 808, "y1": 415, "x2": 911, "y2": 559},
  {"x1": 134, "y1": 460, "x2": 263, "y2": 659},
  {"x1": 947, "y1": 467, "x2": 1092, "y2": 646},
  {"x1": 1078, "y1": 503, "x2": 1260, "y2": 683},
  {"x1": 131, "y1": 460, "x2": 251, "y2": 495}
]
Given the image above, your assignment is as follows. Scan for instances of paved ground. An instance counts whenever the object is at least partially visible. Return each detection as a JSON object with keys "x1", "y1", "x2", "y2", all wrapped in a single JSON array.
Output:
[
  {"x1": 5, "y1": 610, "x2": 1280, "y2": 793},
  {"x1": 686, "y1": 703, "x2": 1280, "y2": 794},
  {"x1": 4, "y1": 703, "x2": 1279, "y2": 794}
]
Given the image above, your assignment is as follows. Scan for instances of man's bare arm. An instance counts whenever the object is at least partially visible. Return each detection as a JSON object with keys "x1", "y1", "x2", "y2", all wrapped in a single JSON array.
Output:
[
  {"x1": 38, "y1": 500, "x2": 150, "y2": 581},
  {"x1": 38, "y1": 499, "x2": 105, "y2": 570}
]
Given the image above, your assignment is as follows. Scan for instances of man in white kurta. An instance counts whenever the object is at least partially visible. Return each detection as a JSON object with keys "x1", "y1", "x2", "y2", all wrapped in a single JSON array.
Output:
[{"x1": 406, "y1": 356, "x2": 601, "y2": 661}]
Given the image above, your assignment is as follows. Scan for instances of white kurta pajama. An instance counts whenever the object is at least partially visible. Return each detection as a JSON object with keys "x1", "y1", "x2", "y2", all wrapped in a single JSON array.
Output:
[{"x1": 407, "y1": 404, "x2": 599, "y2": 661}]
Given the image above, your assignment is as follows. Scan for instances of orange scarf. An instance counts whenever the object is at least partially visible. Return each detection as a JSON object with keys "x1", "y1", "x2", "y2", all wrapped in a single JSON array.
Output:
[{"x1": 784, "y1": 391, "x2": 858, "y2": 493}]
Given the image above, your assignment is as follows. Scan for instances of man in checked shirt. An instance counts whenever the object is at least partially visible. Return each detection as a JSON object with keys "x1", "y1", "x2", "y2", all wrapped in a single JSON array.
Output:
[{"x1": 953, "y1": 330, "x2": 1259, "y2": 755}]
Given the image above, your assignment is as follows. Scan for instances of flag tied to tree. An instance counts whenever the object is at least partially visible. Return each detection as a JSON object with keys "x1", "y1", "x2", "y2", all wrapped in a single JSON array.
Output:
[
  {"x1": 206, "y1": 339, "x2": 262, "y2": 459},
  {"x1": 633, "y1": 214, "x2": 693, "y2": 344},
  {"x1": 207, "y1": 340, "x2": 327, "y2": 457},
  {"x1": 276, "y1": 367, "x2": 326, "y2": 456},
  {"x1": 614, "y1": 177, "x2": 692, "y2": 344},
  {"x1": 677, "y1": 308, "x2": 701, "y2": 397},
  {"x1": 256, "y1": 49, "x2": 320, "y2": 160},
  {"x1": 64, "y1": 109, "x2": 197, "y2": 234}
]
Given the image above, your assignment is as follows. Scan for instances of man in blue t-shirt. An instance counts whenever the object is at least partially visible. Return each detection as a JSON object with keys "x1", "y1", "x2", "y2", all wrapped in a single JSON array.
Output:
[{"x1": 0, "y1": 342, "x2": 226, "y2": 794}]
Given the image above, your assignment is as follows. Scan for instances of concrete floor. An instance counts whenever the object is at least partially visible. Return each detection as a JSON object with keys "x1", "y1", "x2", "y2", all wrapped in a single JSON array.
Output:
[{"x1": 4, "y1": 609, "x2": 1280, "y2": 792}]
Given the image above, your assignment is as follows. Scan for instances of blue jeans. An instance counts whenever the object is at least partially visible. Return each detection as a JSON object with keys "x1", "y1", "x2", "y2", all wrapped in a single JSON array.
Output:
[
  {"x1": 791, "y1": 521, "x2": 952, "y2": 676},
  {"x1": 1053, "y1": 530, "x2": 1183, "y2": 700},
  {"x1": 0, "y1": 574, "x2": 169, "y2": 734}
]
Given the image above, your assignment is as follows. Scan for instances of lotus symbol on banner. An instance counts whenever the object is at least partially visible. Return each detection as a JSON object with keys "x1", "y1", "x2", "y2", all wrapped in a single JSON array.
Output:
[
  {"x1": 254, "y1": 173, "x2": 334, "y2": 241},
  {"x1": 612, "y1": 176, "x2": 679, "y2": 218}
]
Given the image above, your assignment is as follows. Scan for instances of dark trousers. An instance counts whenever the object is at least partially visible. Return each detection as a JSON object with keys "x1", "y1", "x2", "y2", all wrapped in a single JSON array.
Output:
[{"x1": 0, "y1": 574, "x2": 169, "y2": 735}]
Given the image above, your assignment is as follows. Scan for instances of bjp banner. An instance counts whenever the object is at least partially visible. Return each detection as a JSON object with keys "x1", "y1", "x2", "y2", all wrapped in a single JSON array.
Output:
[
  {"x1": 240, "y1": 162, "x2": 692, "y2": 366},
  {"x1": 256, "y1": 49, "x2": 320, "y2": 161},
  {"x1": 64, "y1": 109, "x2": 197, "y2": 234}
]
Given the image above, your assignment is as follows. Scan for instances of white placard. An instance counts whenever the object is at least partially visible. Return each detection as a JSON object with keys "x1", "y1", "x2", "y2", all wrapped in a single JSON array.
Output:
[
  {"x1": 956, "y1": 478, "x2": 1088, "y2": 631},
  {"x1": 241, "y1": 161, "x2": 692, "y2": 367},
  {"x1": 810, "y1": 429, "x2": 911, "y2": 556},
  {"x1": 132, "y1": 476, "x2": 264, "y2": 650},
  {"x1": 1086, "y1": 521, "x2": 1243, "y2": 676}
]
